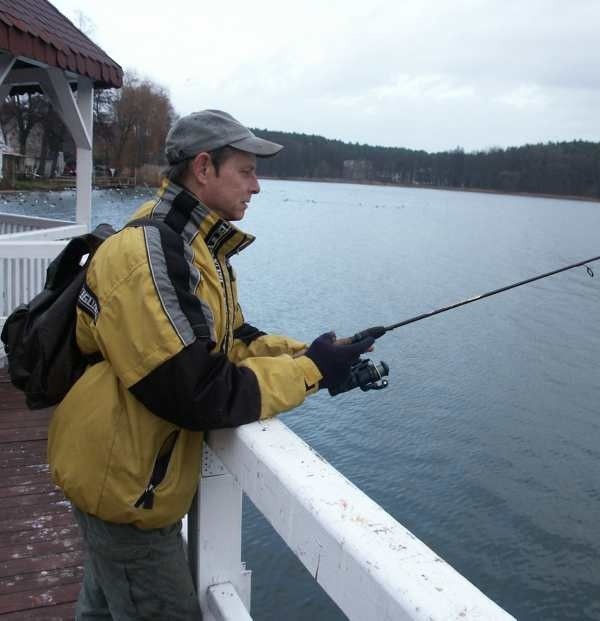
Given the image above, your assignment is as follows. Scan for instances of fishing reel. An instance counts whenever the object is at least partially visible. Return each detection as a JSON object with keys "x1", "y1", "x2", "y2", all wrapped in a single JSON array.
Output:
[{"x1": 328, "y1": 358, "x2": 390, "y2": 396}]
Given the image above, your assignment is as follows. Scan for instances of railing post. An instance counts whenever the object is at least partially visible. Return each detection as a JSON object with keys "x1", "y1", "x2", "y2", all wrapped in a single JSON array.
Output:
[
  {"x1": 76, "y1": 77, "x2": 93, "y2": 229},
  {"x1": 190, "y1": 441, "x2": 251, "y2": 620}
]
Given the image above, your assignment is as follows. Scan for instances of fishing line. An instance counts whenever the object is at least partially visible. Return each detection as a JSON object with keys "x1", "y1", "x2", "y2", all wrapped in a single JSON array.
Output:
[
  {"x1": 336, "y1": 255, "x2": 599, "y2": 393},
  {"x1": 349, "y1": 254, "x2": 600, "y2": 342}
]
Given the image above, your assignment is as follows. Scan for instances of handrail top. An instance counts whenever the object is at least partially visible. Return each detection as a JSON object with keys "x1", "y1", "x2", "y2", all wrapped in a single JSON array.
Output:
[
  {"x1": 0, "y1": 239, "x2": 68, "y2": 258},
  {"x1": 208, "y1": 420, "x2": 515, "y2": 620},
  {"x1": 0, "y1": 224, "x2": 87, "y2": 242},
  {"x1": 0, "y1": 211, "x2": 76, "y2": 227}
]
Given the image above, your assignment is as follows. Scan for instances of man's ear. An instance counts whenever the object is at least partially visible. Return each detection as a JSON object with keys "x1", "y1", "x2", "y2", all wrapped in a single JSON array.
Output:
[{"x1": 189, "y1": 152, "x2": 212, "y2": 184}]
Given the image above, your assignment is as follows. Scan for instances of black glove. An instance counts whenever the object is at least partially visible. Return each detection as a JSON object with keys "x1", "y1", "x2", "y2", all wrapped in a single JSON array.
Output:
[{"x1": 305, "y1": 332, "x2": 375, "y2": 390}]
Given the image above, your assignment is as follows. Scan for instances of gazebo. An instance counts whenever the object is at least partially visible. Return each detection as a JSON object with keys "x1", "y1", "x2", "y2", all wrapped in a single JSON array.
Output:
[
  {"x1": 0, "y1": 0, "x2": 122, "y2": 226},
  {"x1": 0, "y1": 0, "x2": 122, "y2": 327}
]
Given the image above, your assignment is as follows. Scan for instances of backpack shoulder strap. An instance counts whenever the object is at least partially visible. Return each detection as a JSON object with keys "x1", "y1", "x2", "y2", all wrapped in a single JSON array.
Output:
[
  {"x1": 45, "y1": 223, "x2": 117, "y2": 291},
  {"x1": 125, "y1": 217, "x2": 180, "y2": 238}
]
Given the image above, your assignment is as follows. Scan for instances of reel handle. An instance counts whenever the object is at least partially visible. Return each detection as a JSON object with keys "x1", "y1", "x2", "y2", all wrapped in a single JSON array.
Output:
[{"x1": 328, "y1": 359, "x2": 390, "y2": 396}]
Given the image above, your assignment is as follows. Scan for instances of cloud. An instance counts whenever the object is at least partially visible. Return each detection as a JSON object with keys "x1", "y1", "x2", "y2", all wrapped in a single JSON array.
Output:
[{"x1": 52, "y1": 0, "x2": 600, "y2": 151}]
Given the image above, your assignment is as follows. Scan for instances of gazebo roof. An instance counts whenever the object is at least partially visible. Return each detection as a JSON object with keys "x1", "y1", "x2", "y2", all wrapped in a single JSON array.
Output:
[{"x1": 0, "y1": 0, "x2": 122, "y2": 88}]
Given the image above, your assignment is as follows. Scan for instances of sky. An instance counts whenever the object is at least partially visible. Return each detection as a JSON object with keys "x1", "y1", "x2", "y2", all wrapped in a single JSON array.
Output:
[{"x1": 51, "y1": 0, "x2": 600, "y2": 153}]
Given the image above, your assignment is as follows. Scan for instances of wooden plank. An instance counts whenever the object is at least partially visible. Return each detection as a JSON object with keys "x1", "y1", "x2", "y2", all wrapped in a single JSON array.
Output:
[
  {"x1": 0, "y1": 460, "x2": 48, "y2": 472},
  {"x1": 0, "y1": 534, "x2": 82, "y2": 563},
  {"x1": 0, "y1": 427, "x2": 49, "y2": 443},
  {"x1": 0, "y1": 402, "x2": 31, "y2": 413},
  {"x1": 2, "y1": 489, "x2": 62, "y2": 508},
  {"x1": 0, "y1": 482, "x2": 56, "y2": 498},
  {"x1": 0, "y1": 566, "x2": 83, "y2": 596},
  {"x1": 0, "y1": 439, "x2": 47, "y2": 454},
  {"x1": 0, "y1": 413, "x2": 52, "y2": 429},
  {"x1": 0, "y1": 601, "x2": 77, "y2": 620},
  {"x1": 0, "y1": 441, "x2": 47, "y2": 459},
  {"x1": 0, "y1": 399, "x2": 32, "y2": 413},
  {"x1": 0, "y1": 450, "x2": 47, "y2": 470},
  {"x1": 0, "y1": 370, "x2": 84, "y2": 618},
  {"x1": 1, "y1": 502, "x2": 72, "y2": 524},
  {"x1": 0, "y1": 582, "x2": 80, "y2": 615},
  {"x1": 0, "y1": 389, "x2": 30, "y2": 403},
  {"x1": 0, "y1": 550, "x2": 83, "y2": 579},
  {"x1": 0, "y1": 511, "x2": 74, "y2": 537},
  {"x1": 0, "y1": 521, "x2": 77, "y2": 548},
  {"x1": 1, "y1": 471, "x2": 52, "y2": 489}
]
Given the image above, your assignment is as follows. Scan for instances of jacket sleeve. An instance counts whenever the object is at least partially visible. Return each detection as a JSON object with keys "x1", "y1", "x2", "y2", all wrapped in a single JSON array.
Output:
[
  {"x1": 228, "y1": 307, "x2": 308, "y2": 363},
  {"x1": 81, "y1": 226, "x2": 320, "y2": 431}
]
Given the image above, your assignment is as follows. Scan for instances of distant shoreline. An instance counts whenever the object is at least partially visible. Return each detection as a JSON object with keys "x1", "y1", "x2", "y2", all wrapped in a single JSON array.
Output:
[
  {"x1": 259, "y1": 175, "x2": 600, "y2": 204},
  {"x1": 1, "y1": 177, "x2": 599, "y2": 204}
]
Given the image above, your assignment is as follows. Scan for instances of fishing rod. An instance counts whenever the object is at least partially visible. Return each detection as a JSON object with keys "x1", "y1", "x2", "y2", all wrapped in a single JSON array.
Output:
[{"x1": 334, "y1": 254, "x2": 600, "y2": 395}]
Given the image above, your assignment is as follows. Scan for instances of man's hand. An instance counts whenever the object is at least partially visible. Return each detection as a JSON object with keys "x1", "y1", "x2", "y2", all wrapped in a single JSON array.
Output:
[{"x1": 305, "y1": 332, "x2": 375, "y2": 390}]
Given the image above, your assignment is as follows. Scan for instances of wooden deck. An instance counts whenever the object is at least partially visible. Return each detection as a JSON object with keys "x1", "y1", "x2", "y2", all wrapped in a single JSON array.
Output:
[{"x1": 0, "y1": 369, "x2": 82, "y2": 619}]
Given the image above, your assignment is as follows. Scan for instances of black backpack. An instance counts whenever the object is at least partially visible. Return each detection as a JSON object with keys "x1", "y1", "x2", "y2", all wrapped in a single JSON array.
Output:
[{"x1": 1, "y1": 223, "x2": 116, "y2": 409}]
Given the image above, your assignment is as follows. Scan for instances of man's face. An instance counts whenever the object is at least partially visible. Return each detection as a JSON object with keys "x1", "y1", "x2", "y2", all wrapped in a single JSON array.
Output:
[{"x1": 201, "y1": 150, "x2": 260, "y2": 221}]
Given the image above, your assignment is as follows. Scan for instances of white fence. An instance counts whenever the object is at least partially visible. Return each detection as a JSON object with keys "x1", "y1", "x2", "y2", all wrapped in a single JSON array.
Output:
[
  {"x1": 189, "y1": 421, "x2": 515, "y2": 621},
  {"x1": 0, "y1": 212, "x2": 82, "y2": 236},
  {"x1": 0, "y1": 213, "x2": 85, "y2": 319},
  {"x1": 0, "y1": 240, "x2": 68, "y2": 317},
  {"x1": 0, "y1": 212, "x2": 85, "y2": 363}
]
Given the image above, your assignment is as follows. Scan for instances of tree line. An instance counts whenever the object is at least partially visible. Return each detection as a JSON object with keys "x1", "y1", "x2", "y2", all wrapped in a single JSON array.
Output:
[
  {"x1": 1, "y1": 71, "x2": 599, "y2": 199},
  {"x1": 253, "y1": 130, "x2": 600, "y2": 200}
]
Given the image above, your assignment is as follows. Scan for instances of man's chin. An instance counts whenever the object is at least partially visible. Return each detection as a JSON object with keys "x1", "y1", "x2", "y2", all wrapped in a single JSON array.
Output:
[{"x1": 228, "y1": 212, "x2": 245, "y2": 222}]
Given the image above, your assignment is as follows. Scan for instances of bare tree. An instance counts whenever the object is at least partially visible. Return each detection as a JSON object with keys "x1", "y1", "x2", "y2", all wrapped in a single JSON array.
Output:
[
  {"x1": 0, "y1": 93, "x2": 46, "y2": 155},
  {"x1": 1, "y1": 66, "x2": 177, "y2": 180},
  {"x1": 95, "y1": 71, "x2": 176, "y2": 175},
  {"x1": 36, "y1": 103, "x2": 66, "y2": 176}
]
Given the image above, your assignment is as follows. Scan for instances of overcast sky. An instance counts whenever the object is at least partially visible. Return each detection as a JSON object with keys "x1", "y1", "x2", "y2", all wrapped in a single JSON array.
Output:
[{"x1": 51, "y1": 0, "x2": 600, "y2": 153}]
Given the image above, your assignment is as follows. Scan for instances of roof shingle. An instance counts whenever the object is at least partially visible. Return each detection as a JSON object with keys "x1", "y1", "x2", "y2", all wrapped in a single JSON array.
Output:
[{"x1": 0, "y1": 0, "x2": 122, "y2": 88}]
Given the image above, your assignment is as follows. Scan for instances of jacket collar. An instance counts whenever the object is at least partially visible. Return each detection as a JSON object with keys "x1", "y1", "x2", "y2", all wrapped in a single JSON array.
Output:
[{"x1": 152, "y1": 179, "x2": 255, "y2": 257}]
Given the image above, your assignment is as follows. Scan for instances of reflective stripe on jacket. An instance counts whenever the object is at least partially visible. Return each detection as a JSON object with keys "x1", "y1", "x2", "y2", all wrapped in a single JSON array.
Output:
[{"x1": 48, "y1": 181, "x2": 321, "y2": 529}]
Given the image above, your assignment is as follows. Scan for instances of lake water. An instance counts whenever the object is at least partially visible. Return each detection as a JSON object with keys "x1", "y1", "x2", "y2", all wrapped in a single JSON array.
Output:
[{"x1": 2, "y1": 181, "x2": 599, "y2": 620}]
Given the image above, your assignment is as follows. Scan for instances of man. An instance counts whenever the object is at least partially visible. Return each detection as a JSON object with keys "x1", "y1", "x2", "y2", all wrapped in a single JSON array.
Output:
[{"x1": 48, "y1": 110, "x2": 373, "y2": 619}]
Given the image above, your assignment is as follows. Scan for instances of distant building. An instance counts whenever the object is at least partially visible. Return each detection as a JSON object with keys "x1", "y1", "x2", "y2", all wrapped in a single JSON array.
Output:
[
  {"x1": 0, "y1": 130, "x2": 24, "y2": 180},
  {"x1": 343, "y1": 159, "x2": 374, "y2": 180},
  {"x1": 0, "y1": 113, "x2": 68, "y2": 178}
]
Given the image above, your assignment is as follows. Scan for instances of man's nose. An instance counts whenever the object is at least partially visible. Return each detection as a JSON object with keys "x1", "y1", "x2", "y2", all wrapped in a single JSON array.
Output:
[{"x1": 251, "y1": 176, "x2": 260, "y2": 194}]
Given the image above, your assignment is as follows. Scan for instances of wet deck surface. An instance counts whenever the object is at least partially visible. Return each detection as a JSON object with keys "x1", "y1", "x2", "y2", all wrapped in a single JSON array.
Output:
[{"x1": 0, "y1": 368, "x2": 81, "y2": 619}]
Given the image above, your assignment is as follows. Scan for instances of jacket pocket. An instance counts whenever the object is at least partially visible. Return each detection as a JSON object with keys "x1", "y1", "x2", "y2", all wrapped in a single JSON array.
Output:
[{"x1": 134, "y1": 430, "x2": 179, "y2": 510}]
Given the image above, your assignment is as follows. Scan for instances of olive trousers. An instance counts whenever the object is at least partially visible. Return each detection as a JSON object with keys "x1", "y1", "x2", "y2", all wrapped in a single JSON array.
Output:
[{"x1": 72, "y1": 507, "x2": 202, "y2": 620}]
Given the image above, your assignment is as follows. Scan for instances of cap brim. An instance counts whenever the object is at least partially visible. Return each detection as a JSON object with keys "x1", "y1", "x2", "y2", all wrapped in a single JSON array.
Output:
[{"x1": 229, "y1": 135, "x2": 283, "y2": 157}]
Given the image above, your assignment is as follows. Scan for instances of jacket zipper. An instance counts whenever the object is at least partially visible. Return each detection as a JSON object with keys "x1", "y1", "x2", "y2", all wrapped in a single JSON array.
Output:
[
  {"x1": 209, "y1": 254, "x2": 229, "y2": 352},
  {"x1": 220, "y1": 248, "x2": 244, "y2": 352},
  {"x1": 134, "y1": 430, "x2": 179, "y2": 510}
]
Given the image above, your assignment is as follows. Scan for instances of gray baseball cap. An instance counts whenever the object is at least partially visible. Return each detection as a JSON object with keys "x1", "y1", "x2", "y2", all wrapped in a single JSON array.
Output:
[{"x1": 165, "y1": 109, "x2": 283, "y2": 164}]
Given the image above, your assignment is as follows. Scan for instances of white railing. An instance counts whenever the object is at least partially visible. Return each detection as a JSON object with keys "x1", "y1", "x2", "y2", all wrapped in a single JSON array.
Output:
[
  {"x1": 0, "y1": 240, "x2": 68, "y2": 318},
  {"x1": 0, "y1": 212, "x2": 86, "y2": 321},
  {"x1": 189, "y1": 421, "x2": 515, "y2": 621},
  {"x1": 0, "y1": 212, "x2": 81, "y2": 236}
]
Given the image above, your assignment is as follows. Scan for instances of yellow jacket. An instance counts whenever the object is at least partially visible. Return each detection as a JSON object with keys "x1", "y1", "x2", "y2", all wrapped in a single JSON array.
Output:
[{"x1": 48, "y1": 181, "x2": 321, "y2": 529}]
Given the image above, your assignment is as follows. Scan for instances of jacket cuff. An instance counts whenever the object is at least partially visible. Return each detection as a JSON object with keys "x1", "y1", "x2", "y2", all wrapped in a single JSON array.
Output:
[{"x1": 295, "y1": 355, "x2": 322, "y2": 394}]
